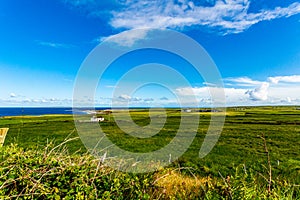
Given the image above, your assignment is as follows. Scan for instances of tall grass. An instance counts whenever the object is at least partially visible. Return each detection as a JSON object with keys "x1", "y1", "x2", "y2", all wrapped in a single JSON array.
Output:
[{"x1": 0, "y1": 139, "x2": 298, "y2": 199}]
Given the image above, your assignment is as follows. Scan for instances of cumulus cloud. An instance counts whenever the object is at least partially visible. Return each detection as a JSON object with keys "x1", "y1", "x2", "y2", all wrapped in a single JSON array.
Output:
[
  {"x1": 176, "y1": 74, "x2": 300, "y2": 105},
  {"x1": 222, "y1": 75, "x2": 300, "y2": 103},
  {"x1": 176, "y1": 86, "x2": 248, "y2": 105},
  {"x1": 224, "y1": 76, "x2": 270, "y2": 101},
  {"x1": 285, "y1": 97, "x2": 292, "y2": 103},
  {"x1": 245, "y1": 82, "x2": 269, "y2": 101},
  {"x1": 10, "y1": 93, "x2": 16, "y2": 98}
]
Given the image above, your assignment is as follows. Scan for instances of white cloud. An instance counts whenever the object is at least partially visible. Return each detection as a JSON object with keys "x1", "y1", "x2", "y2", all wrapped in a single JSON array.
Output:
[
  {"x1": 176, "y1": 74, "x2": 300, "y2": 105},
  {"x1": 99, "y1": 29, "x2": 150, "y2": 46},
  {"x1": 64, "y1": 0, "x2": 300, "y2": 34},
  {"x1": 176, "y1": 86, "x2": 206, "y2": 96},
  {"x1": 268, "y1": 85, "x2": 300, "y2": 100},
  {"x1": 286, "y1": 97, "x2": 292, "y2": 103},
  {"x1": 109, "y1": 0, "x2": 300, "y2": 34},
  {"x1": 10, "y1": 93, "x2": 16, "y2": 98},
  {"x1": 116, "y1": 94, "x2": 156, "y2": 103},
  {"x1": 132, "y1": 97, "x2": 142, "y2": 101},
  {"x1": 268, "y1": 75, "x2": 300, "y2": 84},
  {"x1": 144, "y1": 98, "x2": 154, "y2": 102},
  {"x1": 63, "y1": 0, "x2": 95, "y2": 7},
  {"x1": 118, "y1": 94, "x2": 131, "y2": 100},
  {"x1": 3, "y1": 73, "x2": 300, "y2": 107},
  {"x1": 160, "y1": 97, "x2": 169, "y2": 100},
  {"x1": 36, "y1": 41, "x2": 75, "y2": 48},
  {"x1": 0, "y1": 97, "x2": 74, "y2": 107},
  {"x1": 176, "y1": 86, "x2": 248, "y2": 105},
  {"x1": 203, "y1": 82, "x2": 218, "y2": 87},
  {"x1": 105, "y1": 85, "x2": 119, "y2": 89},
  {"x1": 222, "y1": 75, "x2": 300, "y2": 103},
  {"x1": 224, "y1": 77, "x2": 263, "y2": 87},
  {"x1": 245, "y1": 82, "x2": 269, "y2": 101}
]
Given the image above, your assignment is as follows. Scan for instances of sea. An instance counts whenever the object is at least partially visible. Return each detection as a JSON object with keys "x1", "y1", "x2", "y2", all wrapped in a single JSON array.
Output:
[{"x1": 0, "y1": 107, "x2": 111, "y2": 117}]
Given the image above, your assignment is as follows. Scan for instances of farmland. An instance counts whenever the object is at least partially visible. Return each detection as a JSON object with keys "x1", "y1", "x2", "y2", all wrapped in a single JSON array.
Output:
[{"x1": 0, "y1": 106, "x2": 299, "y2": 199}]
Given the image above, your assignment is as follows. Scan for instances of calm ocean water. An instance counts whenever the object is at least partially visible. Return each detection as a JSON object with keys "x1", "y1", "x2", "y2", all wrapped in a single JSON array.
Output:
[{"x1": 0, "y1": 107, "x2": 111, "y2": 117}]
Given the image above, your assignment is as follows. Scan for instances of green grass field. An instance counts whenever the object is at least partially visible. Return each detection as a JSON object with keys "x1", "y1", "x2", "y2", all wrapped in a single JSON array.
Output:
[{"x1": 0, "y1": 106, "x2": 299, "y2": 199}]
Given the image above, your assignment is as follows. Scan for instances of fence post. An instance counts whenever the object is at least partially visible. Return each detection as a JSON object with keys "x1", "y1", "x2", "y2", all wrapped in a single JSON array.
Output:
[{"x1": 0, "y1": 128, "x2": 9, "y2": 147}]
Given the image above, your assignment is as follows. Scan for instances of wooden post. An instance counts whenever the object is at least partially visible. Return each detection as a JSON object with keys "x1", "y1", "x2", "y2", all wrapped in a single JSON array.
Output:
[{"x1": 0, "y1": 128, "x2": 9, "y2": 147}]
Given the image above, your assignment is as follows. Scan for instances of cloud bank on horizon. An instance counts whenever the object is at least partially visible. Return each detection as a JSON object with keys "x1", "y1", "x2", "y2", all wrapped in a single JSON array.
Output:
[{"x1": 3, "y1": 75, "x2": 300, "y2": 107}]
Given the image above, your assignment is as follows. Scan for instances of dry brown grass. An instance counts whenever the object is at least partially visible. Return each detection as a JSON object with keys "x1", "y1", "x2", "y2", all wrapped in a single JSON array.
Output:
[{"x1": 153, "y1": 168, "x2": 212, "y2": 199}]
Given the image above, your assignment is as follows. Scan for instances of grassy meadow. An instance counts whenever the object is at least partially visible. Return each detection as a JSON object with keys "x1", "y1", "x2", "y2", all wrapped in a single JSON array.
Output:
[{"x1": 0, "y1": 106, "x2": 299, "y2": 199}]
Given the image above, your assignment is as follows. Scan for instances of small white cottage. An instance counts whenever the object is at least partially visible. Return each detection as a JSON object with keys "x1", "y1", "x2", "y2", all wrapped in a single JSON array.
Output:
[{"x1": 90, "y1": 116, "x2": 105, "y2": 122}]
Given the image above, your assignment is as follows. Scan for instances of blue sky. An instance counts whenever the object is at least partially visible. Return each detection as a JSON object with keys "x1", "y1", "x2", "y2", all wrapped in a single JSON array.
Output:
[{"x1": 0, "y1": 0, "x2": 300, "y2": 107}]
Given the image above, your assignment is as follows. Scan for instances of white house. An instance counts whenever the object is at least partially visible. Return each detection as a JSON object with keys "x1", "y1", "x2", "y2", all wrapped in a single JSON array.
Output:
[{"x1": 90, "y1": 116, "x2": 105, "y2": 122}]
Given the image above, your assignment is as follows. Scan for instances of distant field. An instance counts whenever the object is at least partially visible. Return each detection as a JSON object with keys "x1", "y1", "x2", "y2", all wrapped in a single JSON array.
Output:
[{"x1": 1, "y1": 106, "x2": 299, "y2": 183}]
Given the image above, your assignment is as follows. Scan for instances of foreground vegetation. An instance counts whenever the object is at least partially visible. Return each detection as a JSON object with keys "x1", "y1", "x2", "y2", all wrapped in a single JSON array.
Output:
[
  {"x1": 0, "y1": 106, "x2": 299, "y2": 199},
  {"x1": 0, "y1": 142, "x2": 298, "y2": 199}
]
